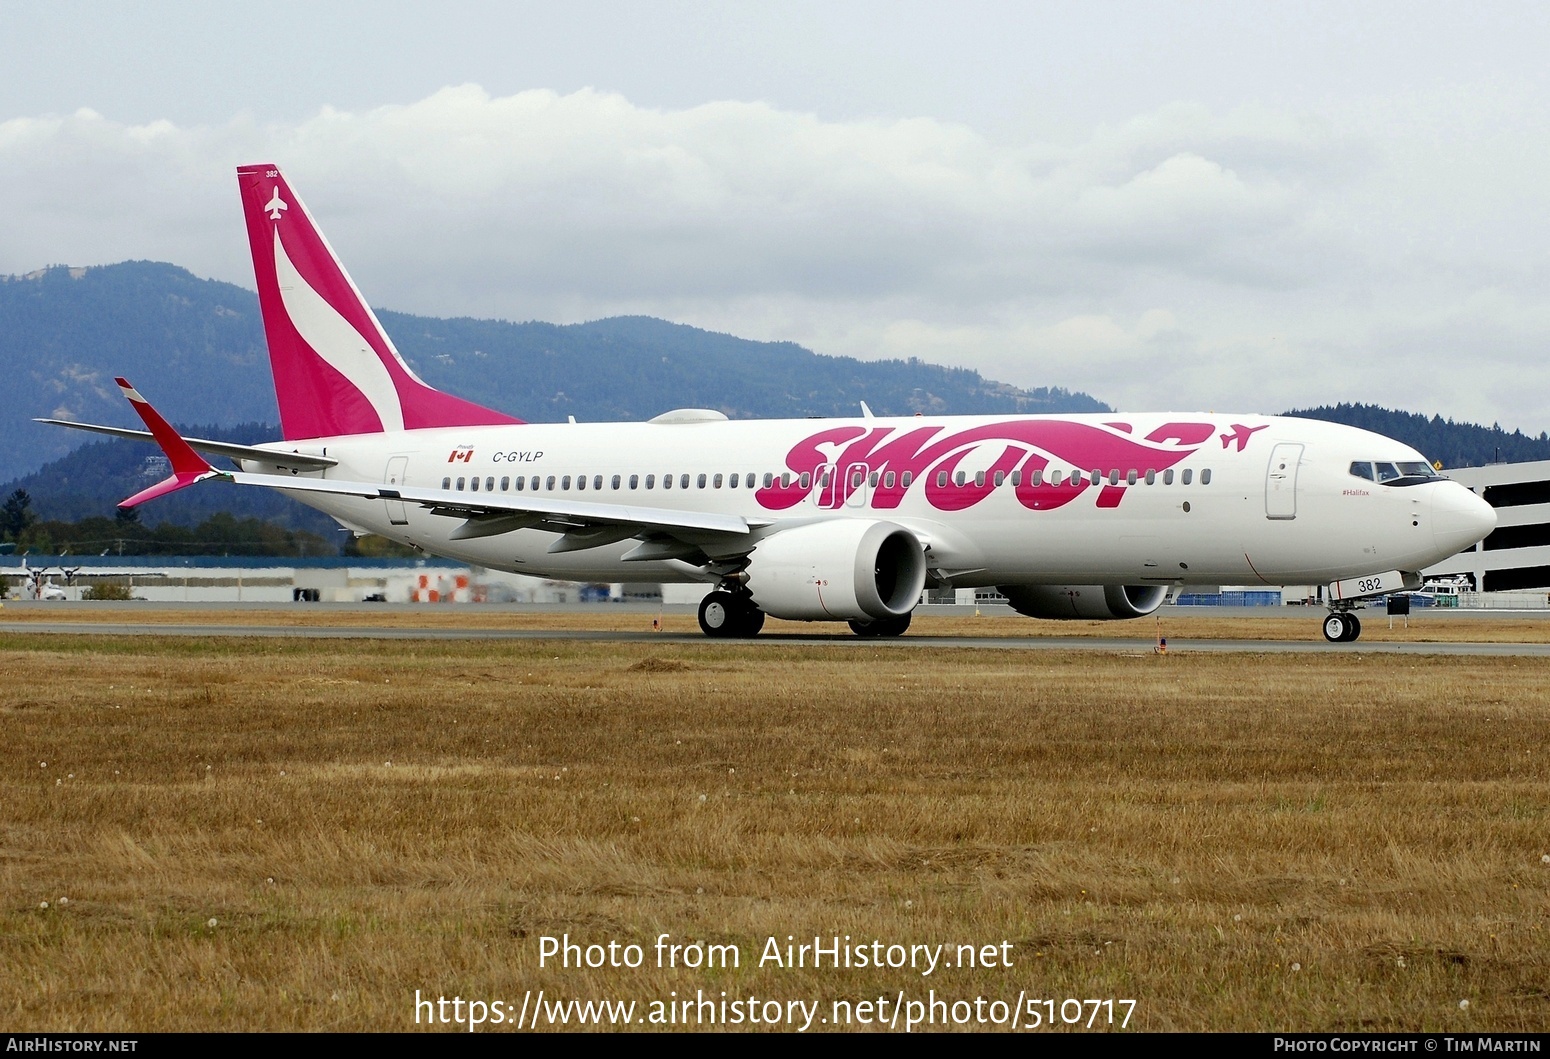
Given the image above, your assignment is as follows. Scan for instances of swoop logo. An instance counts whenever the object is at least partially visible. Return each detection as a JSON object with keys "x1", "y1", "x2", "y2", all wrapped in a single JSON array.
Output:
[
  {"x1": 448, "y1": 446, "x2": 475, "y2": 464},
  {"x1": 754, "y1": 419, "x2": 1231, "y2": 513}
]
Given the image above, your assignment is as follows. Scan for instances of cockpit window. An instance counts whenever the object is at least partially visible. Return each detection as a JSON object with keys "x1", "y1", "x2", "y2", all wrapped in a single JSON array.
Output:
[{"x1": 1356, "y1": 459, "x2": 1443, "y2": 485}]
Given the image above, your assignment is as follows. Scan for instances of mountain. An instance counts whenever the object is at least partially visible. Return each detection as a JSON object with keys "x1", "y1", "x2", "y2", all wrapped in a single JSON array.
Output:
[
  {"x1": 1287, "y1": 404, "x2": 1550, "y2": 469},
  {"x1": 0, "y1": 261, "x2": 1107, "y2": 485}
]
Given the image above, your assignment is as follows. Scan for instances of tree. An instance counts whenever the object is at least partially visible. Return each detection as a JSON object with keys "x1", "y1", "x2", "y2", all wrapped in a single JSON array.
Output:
[{"x1": 1, "y1": 489, "x2": 33, "y2": 540}]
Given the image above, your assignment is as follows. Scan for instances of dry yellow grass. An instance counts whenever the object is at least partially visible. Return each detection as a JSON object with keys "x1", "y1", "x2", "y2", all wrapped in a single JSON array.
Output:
[
  {"x1": 1, "y1": 626, "x2": 1547, "y2": 1032},
  {"x1": 5, "y1": 602, "x2": 1550, "y2": 643}
]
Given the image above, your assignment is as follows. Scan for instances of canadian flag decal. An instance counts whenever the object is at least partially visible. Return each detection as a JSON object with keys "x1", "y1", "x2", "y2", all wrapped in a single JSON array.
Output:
[{"x1": 448, "y1": 447, "x2": 474, "y2": 463}]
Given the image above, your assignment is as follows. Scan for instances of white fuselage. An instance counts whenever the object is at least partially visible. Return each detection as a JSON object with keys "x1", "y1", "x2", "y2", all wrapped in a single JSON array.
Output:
[{"x1": 243, "y1": 412, "x2": 1491, "y2": 589}]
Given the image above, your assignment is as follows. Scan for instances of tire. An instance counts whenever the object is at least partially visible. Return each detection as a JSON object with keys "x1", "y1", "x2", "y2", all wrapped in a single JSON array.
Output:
[
  {"x1": 698, "y1": 590, "x2": 739, "y2": 637},
  {"x1": 700, "y1": 590, "x2": 765, "y2": 638},
  {"x1": 736, "y1": 606, "x2": 766, "y2": 638},
  {"x1": 849, "y1": 613, "x2": 912, "y2": 638},
  {"x1": 1322, "y1": 613, "x2": 1347, "y2": 643},
  {"x1": 1343, "y1": 614, "x2": 1362, "y2": 642}
]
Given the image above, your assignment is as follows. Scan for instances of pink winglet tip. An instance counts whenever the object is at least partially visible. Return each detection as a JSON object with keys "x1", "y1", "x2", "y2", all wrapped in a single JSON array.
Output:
[{"x1": 114, "y1": 377, "x2": 221, "y2": 507}]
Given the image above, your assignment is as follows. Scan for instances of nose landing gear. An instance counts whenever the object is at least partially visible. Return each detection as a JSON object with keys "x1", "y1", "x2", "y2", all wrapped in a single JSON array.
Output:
[{"x1": 1322, "y1": 610, "x2": 1362, "y2": 643}]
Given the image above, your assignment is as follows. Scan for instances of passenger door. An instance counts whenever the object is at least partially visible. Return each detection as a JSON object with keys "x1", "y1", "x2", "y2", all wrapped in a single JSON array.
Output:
[{"x1": 1265, "y1": 443, "x2": 1303, "y2": 520}]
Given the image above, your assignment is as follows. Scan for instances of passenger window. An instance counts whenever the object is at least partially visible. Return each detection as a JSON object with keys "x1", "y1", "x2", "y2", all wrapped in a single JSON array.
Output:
[
  {"x1": 594, "y1": 475, "x2": 603, "y2": 490},
  {"x1": 746, "y1": 473, "x2": 756, "y2": 489},
  {"x1": 611, "y1": 474, "x2": 620, "y2": 489},
  {"x1": 576, "y1": 475, "x2": 585, "y2": 490},
  {"x1": 697, "y1": 473, "x2": 707, "y2": 488},
  {"x1": 500, "y1": 476, "x2": 510, "y2": 491},
  {"x1": 1011, "y1": 470, "x2": 1022, "y2": 487},
  {"x1": 1089, "y1": 470, "x2": 1101, "y2": 486},
  {"x1": 1349, "y1": 462, "x2": 1375, "y2": 481},
  {"x1": 902, "y1": 471, "x2": 913, "y2": 487},
  {"x1": 713, "y1": 473, "x2": 723, "y2": 488},
  {"x1": 680, "y1": 474, "x2": 689, "y2": 489},
  {"x1": 663, "y1": 474, "x2": 672, "y2": 489},
  {"x1": 1050, "y1": 470, "x2": 1062, "y2": 486},
  {"x1": 1201, "y1": 469, "x2": 1212, "y2": 485},
  {"x1": 955, "y1": 471, "x2": 966, "y2": 487},
  {"x1": 1145, "y1": 469, "x2": 1156, "y2": 485},
  {"x1": 763, "y1": 473, "x2": 773, "y2": 488},
  {"x1": 869, "y1": 472, "x2": 879, "y2": 487},
  {"x1": 975, "y1": 471, "x2": 985, "y2": 487},
  {"x1": 781, "y1": 473, "x2": 791, "y2": 488},
  {"x1": 486, "y1": 477, "x2": 495, "y2": 491},
  {"x1": 800, "y1": 471, "x2": 811, "y2": 488},
  {"x1": 1126, "y1": 470, "x2": 1137, "y2": 485},
  {"x1": 629, "y1": 474, "x2": 638, "y2": 489},
  {"x1": 470, "y1": 477, "x2": 480, "y2": 492},
  {"x1": 645, "y1": 474, "x2": 655, "y2": 488},
  {"x1": 937, "y1": 471, "x2": 948, "y2": 488},
  {"x1": 530, "y1": 476, "x2": 540, "y2": 491},
  {"x1": 515, "y1": 477, "x2": 525, "y2": 491},
  {"x1": 1108, "y1": 469, "x2": 1120, "y2": 485},
  {"x1": 727, "y1": 473, "x2": 737, "y2": 489},
  {"x1": 562, "y1": 475, "x2": 571, "y2": 490},
  {"x1": 1182, "y1": 469, "x2": 1193, "y2": 485},
  {"x1": 993, "y1": 470, "x2": 1004, "y2": 487},
  {"x1": 441, "y1": 477, "x2": 451, "y2": 489},
  {"x1": 884, "y1": 471, "x2": 896, "y2": 488},
  {"x1": 1163, "y1": 469, "x2": 1174, "y2": 485}
]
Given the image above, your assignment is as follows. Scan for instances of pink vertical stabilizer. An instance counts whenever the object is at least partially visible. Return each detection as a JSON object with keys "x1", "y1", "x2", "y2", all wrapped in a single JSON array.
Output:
[{"x1": 236, "y1": 164, "x2": 521, "y2": 441}]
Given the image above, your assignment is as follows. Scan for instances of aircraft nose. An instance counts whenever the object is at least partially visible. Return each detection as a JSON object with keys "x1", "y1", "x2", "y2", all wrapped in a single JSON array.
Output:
[{"x1": 1431, "y1": 483, "x2": 1496, "y2": 557}]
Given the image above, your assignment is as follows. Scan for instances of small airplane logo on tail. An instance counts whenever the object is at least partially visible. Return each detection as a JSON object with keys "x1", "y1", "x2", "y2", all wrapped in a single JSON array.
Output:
[
  {"x1": 265, "y1": 189, "x2": 288, "y2": 221},
  {"x1": 1220, "y1": 423, "x2": 1268, "y2": 452}
]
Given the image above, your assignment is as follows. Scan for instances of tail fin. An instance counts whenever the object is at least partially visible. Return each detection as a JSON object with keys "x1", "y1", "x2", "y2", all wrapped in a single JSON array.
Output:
[{"x1": 236, "y1": 164, "x2": 520, "y2": 440}]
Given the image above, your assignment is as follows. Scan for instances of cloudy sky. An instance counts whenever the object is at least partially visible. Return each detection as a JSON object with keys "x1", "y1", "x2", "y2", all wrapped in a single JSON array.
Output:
[{"x1": 4, "y1": 1, "x2": 1550, "y2": 429}]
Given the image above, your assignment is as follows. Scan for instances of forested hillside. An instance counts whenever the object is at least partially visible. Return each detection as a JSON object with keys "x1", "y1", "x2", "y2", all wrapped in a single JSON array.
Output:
[
  {"x1": 1288, "y1": 404, "x2": 1550, "y2": 469},
  {"x1": 0, "y1": 261, "x2": 1106, "y2": 482}
]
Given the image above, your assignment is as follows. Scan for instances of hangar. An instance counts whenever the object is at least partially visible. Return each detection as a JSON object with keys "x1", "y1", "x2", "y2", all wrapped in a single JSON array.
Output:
[{"x1": 1425, "y1": 459, "x2": 1550, "y2": 592}]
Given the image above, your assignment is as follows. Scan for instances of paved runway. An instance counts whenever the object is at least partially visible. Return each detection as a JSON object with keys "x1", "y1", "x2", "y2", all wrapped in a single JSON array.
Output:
[{"x1": 5, "y1": 617, "x2": 1550, "y2": 656}]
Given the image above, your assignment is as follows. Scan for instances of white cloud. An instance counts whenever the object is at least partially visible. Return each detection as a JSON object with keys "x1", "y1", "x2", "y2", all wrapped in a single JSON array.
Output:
[{"x1": 2, "y1": 83, "x2": 1550, "y2": 431}]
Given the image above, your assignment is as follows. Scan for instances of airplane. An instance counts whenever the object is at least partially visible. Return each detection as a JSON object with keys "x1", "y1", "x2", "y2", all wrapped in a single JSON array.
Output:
[
  {"x1": 15, "y1": 560, "x2": 80, "y2": 601},
  {"x1": 39, "y1": 164, "x2": 1497, "y2": 643}
]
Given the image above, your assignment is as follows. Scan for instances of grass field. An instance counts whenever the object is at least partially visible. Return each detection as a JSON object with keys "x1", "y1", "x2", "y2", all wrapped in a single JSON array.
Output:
[
  {"x1": 6, "y1": 603, "x2": 1550, "y2": 643},
  {"x1": 2, "y1": 622, "x2": 1548, "y2": 1032}
]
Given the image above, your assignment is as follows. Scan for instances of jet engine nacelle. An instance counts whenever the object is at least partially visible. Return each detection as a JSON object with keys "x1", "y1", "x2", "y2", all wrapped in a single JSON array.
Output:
[
  {"x1": 745, "y1": 520, "x2": 927, "y2": 622},
  {"x1": 999, "y1": 583, "x2": 1169, "y2": 620}
]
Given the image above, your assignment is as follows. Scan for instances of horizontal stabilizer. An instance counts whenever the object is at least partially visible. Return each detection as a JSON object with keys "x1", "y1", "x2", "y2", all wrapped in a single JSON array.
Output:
[{"x1": 34, "y1": 418, "x2": 337, "y2": 470}]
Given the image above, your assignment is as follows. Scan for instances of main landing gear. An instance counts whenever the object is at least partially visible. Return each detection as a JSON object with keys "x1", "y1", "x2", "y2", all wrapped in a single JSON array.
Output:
[
  {"x1": 848, "y1": 613, "x2": 912, "y2": 638},
  {"x1": 698, "y1": 589, "x2": 766, "y2": 638},
  {"x1": 1322, "y1": 610, "x2": 1362, "y2": 643}
]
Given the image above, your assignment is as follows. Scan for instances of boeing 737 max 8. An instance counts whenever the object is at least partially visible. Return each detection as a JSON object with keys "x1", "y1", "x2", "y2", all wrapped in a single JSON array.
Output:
[{"x1": 41, "y1": 165, "x2": 1497, "y2": 643}]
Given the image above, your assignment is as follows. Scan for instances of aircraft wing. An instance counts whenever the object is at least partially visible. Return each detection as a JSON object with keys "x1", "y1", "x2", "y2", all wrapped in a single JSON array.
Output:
[
  {"x1": 34, "y1": 417, "x2": 338, "y2": 470},
  {"x1": 226, "y1": 469, "x2": 762, "y2": 551},
  {"x1": 102, "y1": 377, "x2": 761, "y2": 556}
]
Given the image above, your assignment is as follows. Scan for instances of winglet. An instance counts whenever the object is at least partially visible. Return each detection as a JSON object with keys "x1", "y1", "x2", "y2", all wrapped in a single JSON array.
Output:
[{"x1": 114, "y1": 378, "x2": 226, "y2": 507}]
